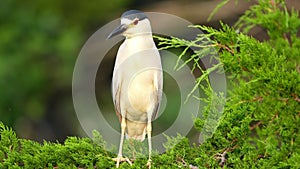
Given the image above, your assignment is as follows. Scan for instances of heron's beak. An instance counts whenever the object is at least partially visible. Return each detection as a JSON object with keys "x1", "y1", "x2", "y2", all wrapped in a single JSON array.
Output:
[{"x1": 107, "y1": 24, "x2": 128, "y2": 39}]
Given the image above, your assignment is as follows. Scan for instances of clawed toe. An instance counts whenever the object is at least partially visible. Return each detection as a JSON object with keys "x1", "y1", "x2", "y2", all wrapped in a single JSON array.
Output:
[
  {"x1": 113, "y1": 156, "x2": 132, "y2": 168},
  {"x1": 146, "y1": 159, "x2": 152, "y2": 169}
]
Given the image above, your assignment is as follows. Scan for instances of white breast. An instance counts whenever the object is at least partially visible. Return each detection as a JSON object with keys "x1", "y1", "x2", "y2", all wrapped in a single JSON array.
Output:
[{"x1": 112, "y1": 35, "x2": 162, "y2": 122}]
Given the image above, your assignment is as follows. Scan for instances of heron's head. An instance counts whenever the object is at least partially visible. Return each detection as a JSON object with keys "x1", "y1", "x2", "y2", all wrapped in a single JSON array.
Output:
[{"x1": 107, "y1": 10, "x2": 152, "y2": 39}]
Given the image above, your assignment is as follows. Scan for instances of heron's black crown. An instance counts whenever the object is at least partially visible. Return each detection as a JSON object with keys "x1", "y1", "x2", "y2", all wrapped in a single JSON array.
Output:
[{"x1": 121, "y1": 10, "x2": 148, "y2": 21}]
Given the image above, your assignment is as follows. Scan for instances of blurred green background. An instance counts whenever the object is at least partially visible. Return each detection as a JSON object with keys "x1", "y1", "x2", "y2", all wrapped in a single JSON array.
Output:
[
  {"x1": 0, "y1": 0, "x2": 132, "y2": 142},
  {"x1": 1, "y1": 0, "x2": 299, "y2": 142}
]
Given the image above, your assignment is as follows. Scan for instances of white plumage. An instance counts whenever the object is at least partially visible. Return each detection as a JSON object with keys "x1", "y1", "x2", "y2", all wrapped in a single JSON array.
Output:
[{"x1": 108, "y1": 10, "x2": 162, "y2": 168}]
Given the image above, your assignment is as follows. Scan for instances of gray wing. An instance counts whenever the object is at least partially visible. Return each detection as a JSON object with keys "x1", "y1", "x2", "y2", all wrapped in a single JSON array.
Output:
[
  {"x1": 151, "y1": 52, "x2": 163, "y2": 121},
  {"x1": 112, "y1": 44, "x2": 124, "y2": 121},
  {"x1": 112, "y1": 68, "x2": 122, "y2": 121}
]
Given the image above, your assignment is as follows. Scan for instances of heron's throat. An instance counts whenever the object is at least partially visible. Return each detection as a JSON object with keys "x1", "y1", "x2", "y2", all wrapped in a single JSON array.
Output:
[
  {"x1": 124, "y1": 32, "x2": 152, "y2": 39},
  {"x1": 123, "y1": 36, "x2": 156, "y2": 55}
]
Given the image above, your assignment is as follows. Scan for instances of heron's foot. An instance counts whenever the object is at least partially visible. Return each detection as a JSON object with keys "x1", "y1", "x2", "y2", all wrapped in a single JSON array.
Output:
[
  {"x1": 112, "y1": 156, "x2": 132, "y2": 168},
  {"x1": 146, "y1": 159, "x2": 152, "y2": 169}
]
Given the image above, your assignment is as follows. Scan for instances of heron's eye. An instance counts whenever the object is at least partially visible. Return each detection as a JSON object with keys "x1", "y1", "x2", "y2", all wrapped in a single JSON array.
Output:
[{"x1": 133, "y1": 18, "x2": 139, "y2": 25}]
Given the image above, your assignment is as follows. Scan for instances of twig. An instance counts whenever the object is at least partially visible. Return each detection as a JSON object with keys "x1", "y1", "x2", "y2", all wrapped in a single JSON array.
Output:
[
  {"x1": 181, "y1": 158, "x2": 199, "y2": 169},
  {"x1": 250, "y1": 121, "x2": 262, "y2": 130},
  {"x1": 238, "y1": 96, "x2": 263, "y2": 104},
  {"x1": 215, "y1": 150, "x2": 227, "y2": 169},
  {"x1": 269, "y1": 112, "x2": 279, "y2": 124},
  {"x1": 292, "y1": 93, "x2": 300, "y2": 103},
  {"x1": 216, "y1": 43, "x2": 235, "y2": 54}
]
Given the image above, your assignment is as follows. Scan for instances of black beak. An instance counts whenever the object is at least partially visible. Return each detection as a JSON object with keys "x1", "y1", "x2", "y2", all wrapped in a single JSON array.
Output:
[{"x1": 107, "y1": 24, "x2": 128, "y2": 39}]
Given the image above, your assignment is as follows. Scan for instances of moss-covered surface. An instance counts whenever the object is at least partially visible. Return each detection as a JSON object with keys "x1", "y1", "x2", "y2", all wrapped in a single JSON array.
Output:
[{"x1": 1, "y1": 0, "x2": 300, "y2": 168}]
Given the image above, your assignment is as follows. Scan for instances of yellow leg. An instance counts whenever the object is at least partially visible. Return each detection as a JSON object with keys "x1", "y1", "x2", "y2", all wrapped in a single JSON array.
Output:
[
  {"x1": 113, "y1": 117, "x2": 132, "y2": 168},
  {"x1": 146, "y1": 121, "x2": 152, "y2": 169}
]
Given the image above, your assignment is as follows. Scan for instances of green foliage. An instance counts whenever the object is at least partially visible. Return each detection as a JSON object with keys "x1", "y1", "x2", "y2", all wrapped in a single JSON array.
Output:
[
  {"x1": 235, "y1": 0, "x2": 300, "y2": 38},
  {"x1": 0, "y1": 122, "x2": 115, "y2": 168},
  {"x1": 155, "y1": 0, "x2": 300, "y2": 168},
  {"x1": 1, "y1": 0, "x2": 299, "y2": 168},
  {"x1": 0, "y1": 123, "x2": 198, "y2": 168}
]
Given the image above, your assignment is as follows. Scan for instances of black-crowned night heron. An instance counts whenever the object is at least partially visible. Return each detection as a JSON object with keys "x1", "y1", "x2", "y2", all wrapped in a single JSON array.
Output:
[{"x1": 107, "y1": 10, "x2": 163, "y2": 168}]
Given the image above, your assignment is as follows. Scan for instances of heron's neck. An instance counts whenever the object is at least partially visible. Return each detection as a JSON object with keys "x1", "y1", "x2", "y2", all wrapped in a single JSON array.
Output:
[
  {"x1": 125, "y1": 32, "x2": 152, "y2": 39},
  {"x1": 125, "y1": 33, "x2": 154, "y2": 46}
]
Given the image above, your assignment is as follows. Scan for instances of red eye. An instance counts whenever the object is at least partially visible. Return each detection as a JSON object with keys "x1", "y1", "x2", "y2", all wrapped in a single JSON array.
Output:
[{"x1": 133, "y1": 18, "x2": 139, "y2": 25}]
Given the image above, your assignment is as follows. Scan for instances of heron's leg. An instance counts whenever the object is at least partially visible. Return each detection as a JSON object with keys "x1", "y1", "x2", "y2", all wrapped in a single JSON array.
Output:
[
  {"x1": 146, "y1": 120, "x2": 152, "y2": 168},
  {"x1": 113, "y1": 117, "x2": 132, "y2": 168}
]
